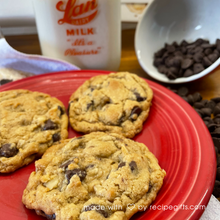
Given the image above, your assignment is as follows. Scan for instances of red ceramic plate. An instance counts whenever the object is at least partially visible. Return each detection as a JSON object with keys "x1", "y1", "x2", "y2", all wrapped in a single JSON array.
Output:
[{"x1": 0, "y1": 70, "x2": 216, "y2": 220}]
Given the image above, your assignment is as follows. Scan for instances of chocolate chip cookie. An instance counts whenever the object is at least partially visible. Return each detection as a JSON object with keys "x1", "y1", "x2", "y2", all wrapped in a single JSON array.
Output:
[
  {"x1": 69, "y1": 72, "x2": 153, "y2": 138},
  {"x1": 22, "y1": 132, "x2": 166, "y2": 220},
  {"x1": 0, "y1": 89, "x2": 68, "y2": 173}
]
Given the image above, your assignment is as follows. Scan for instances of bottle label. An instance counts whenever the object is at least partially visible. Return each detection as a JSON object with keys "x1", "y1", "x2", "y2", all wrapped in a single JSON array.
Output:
[
  {"x1": 56, "y1": 0, "x2": 98, "y2": 25},
  {"x1": 55, "y1": 0, "x2": 100, "y2": 58}
]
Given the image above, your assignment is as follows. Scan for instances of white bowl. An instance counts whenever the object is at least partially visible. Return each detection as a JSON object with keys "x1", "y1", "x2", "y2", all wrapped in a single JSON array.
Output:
[{"x1": 135, "y1": 0, "x2": 220, "y2": 84}]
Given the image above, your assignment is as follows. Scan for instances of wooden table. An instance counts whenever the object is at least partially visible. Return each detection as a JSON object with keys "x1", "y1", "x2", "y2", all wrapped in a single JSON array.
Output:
[{"x1": 5, "y1": 29, "x2": 220, "y2": 100}]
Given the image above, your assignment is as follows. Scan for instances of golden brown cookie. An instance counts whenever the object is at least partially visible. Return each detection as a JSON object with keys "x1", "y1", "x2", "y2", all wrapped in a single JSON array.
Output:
[
  {"x1": 0, "y1": 89, "x2": 68, "y2": 173},
  {"x1": 69, "y1": 72, "x2": 153, "y2": 138},
  {"x1": 22, "y1": 132, "x2": 165, "y2": 220}
]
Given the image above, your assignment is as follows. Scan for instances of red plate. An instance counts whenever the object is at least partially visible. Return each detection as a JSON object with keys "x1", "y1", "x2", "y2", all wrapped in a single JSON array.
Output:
[{"x1": 0, "y1": 70, "x2": 216, "y2": 220}]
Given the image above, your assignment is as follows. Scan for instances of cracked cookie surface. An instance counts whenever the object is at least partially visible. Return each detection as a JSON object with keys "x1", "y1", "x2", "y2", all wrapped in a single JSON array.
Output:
[
  {"x1": 22, "y1": 132, "x2": 166, "y2": 220},
  {"x1": 0, "y1": 89, "x2": 68, "y2": 173},
  {"x1": 69, "y1": 72, "x2": 153, "y2": 138}
]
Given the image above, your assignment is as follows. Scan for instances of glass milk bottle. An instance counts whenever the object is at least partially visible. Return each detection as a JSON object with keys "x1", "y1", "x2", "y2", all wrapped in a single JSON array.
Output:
[{"x1": 32, "y1": 0, "x2": 121, "y2": 71}]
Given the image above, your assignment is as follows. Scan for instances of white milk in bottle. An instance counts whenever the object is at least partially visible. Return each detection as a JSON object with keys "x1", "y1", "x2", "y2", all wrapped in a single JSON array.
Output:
[{"x1": 32, "y1": 0, "x2": 121, "y2": 71}]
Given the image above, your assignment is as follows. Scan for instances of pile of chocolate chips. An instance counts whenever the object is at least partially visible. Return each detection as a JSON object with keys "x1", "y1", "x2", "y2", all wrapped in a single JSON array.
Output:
[
  {"x1": 169, "y1": 86, "x2": 220, "y2": 198},
  {"x1": 154, "y1": 38, "x2": 220, "y2": 80}
]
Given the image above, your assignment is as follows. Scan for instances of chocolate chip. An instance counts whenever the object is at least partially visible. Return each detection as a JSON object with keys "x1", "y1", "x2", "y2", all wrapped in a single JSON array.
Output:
[
  {"x1": 177, "y1": 87, "x2": 189, "y2": 96},
  {"x1": 45, "y1": 213, "x2": 56, "y2": 220},
  {"x1": 187, "y1": 94, "x2": 194, "y2": 105},
  {"x1": 169, "y1": 67, "x2": 179, "y2": 75},
  {"x1": 118, "y1": 113, "x2": 126, "y2": 124},
  {"x1": 86, "y1": 164, "x2": 94, "y2": 169},
  {"x1": 200, "y1": 108, "x2": 212, "y2": 117},
  {"x1": 195, "y1": 109, "x2": 203, "y2": 117},
  {"x1": 216, "y1": 39, "x2": 220, "y2": 52},
  {"x1": 203, "y1": 56, "x2": 212, "y2": 67},
  {"x1": 204, "y1": 48, "x2": 213, "y2": 56},
  {"x1": 193, "y1": 92, "x2": 203, "y2": 102},
  {"x1": 52, "y1": 133, "x2": 60, "y2": 142},
  {"x1": 166, "y1": 70, "x2": 177, "y2": 80},
  {"x1": 214, "y1": 118, "x2": 220, "y2": 124},
  {"x1": 180, "y1": 40, "x2": 189, "y2": 47},
  {"x1": 58, "y1": 106, "x2": 65, "y2": 116},
  {"x1": 129, "y1": 161, "x2": 137, "y2": 172},
  {"x1": 218, "y1": 156, "x2": 220, "y2": 167},
  {"x1": 0, "y1": 79, "x2": 13, "y2": 85},
  {"x1": 181, "y1": 46, "x2": 187, "y2": 54},
  {"x1": 194, "y1": 46, "x2": 203, "y2": 54},
  {"x1": 172, "y1": 41, "x2": 178, "y2": 47},
  {"x1": 216, "y1": 167, "x2": 220, "y2": 181},
  {"x1": 167, "y1": 87, "x2": 178, "y2": 93},
  {"x1": 166, "y1": 44, "x2": 176, "y2": 53},
  {"x1": 130, "y1": 106, "x2": 142, "y2": 120},
  {"x1": 174, "y1": 51, "x2": 183, "y2": 57},
  {"x1": 158, "y1": 65, "x2": 168, "y2": 74},
  {"x1": 75, "y1": 136, "x2": 83, "y2": 140},
  {"x1": 214, "y1": 106, "x2": 220, "y2": 116},
  {"x1": 213, "y1": 137, "x2": 220, "y2": 152},
  {"x1": 147, "y1": 184, "x2": 153, "y2": 193},
  {"x1": 203, "y1": 117, "x2": 214, "y2": 124},
  {"x1": 203, "y1": 121, "x2": 209, "y2": 126},
  {"x1": 154, "y1": 48, "x2": 166, "y2": 58},
  {"x1": 193, "y1": 52, "x2": 204, "y2": 63},
  {"x1": 60, "y1": 159, "x2": 73, "y2": 169},
  {"x1": 208, "y1": 53, "x2": 219, "y2": 63},
  {"x1": 213, "y1": 49, "x2": 220, "y2": 56},
  {"x1": 153, "y1": 58, "x2": 164, "y2": 67},
  {"x1": 205, "y1": 100, "x2": 216, "y2": 111},
  {"x1": 193, "y1": 63, "x2": 205, "y2": 74},
  {"x1": 211, "y1": 97, "x2": 220, "y2": 103},
  {"x1": 185, "y1": 54, "x2": 193, "y2": 59},
  {"x1": 181, "y1": 58, "x2": 194, "y2": 69},
  {"x1": 194, "y1": 102, "x2": 204, "y2": 109},
  {"x1": 165, "y1": 56, "x2": 174, "y2": 67},
  {"x1": 201, "y1": 99, "x2": 209, "y2": 105},
  {"x1": 172, "y1": 56, "x2": 182, "y2": 67},
  {"x1": 183, "y1": 69, "x2": 194, "y2": 77},
  {"x1": 0, "y1": 143, "x2": 18, "y2": 158},
  {"x1": 182, "y1": 96, "x2": 188, "y2": 102},
  {"x1": 215, "y1": 146, "x2": 219, "y2": 157},
  {"x1": 65, "y1": 168, "x2": 86, "y2": 183},
  {"x1": 207, "y1": 124, "x2": 216, "y2": 132},
  {"x1": 134, "y1": 92, "x2": 146, "y2": 102},
  {"x1": 118, "y1": 162, "x2": 126, "y2": 169},
  {"x1": 186, "y1": 44, "x2": 196, "y2": 50},
  {"x1": 43, "y1": 120, "x2": 58, "y2": 130},
  {"x1": 84, "y1": 204, "x2": 109, "y2": 218},
  {"x1": 38, "y1": 211, "x2": 56, "y2": 220},
  {"x1": 211, "y1": 127, "x2": 220, "y2": 138},
  {"x1": 162, "y1": 51, "x2": 169, "y2": 60},
  {"x1": 194, "y1": 38, "x2": 205, "y2": 46},
  {"x1": 213, "y1": 180, "x2": 220, "y2": 197},
  {"x1": 87, "y1": 101, "x2": 94, "y2": 110},
  {"x1": 201, "y1": 43, "x2": 215, "y2": 49}
]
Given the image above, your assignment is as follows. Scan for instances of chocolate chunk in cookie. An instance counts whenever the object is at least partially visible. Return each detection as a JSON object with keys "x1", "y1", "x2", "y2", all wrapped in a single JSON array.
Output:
[
  {"x1": 0, "y1": 143, "x2": 18, "y2": 158},
  {"x1": 65, "y1": 168, "x2": 87, "y2": 183}
]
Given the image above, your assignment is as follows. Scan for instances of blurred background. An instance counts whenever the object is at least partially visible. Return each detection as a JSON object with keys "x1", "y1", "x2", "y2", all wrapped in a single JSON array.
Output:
[{"x1": 0, "y1": 0, "x2": 150, "y2": 35}]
